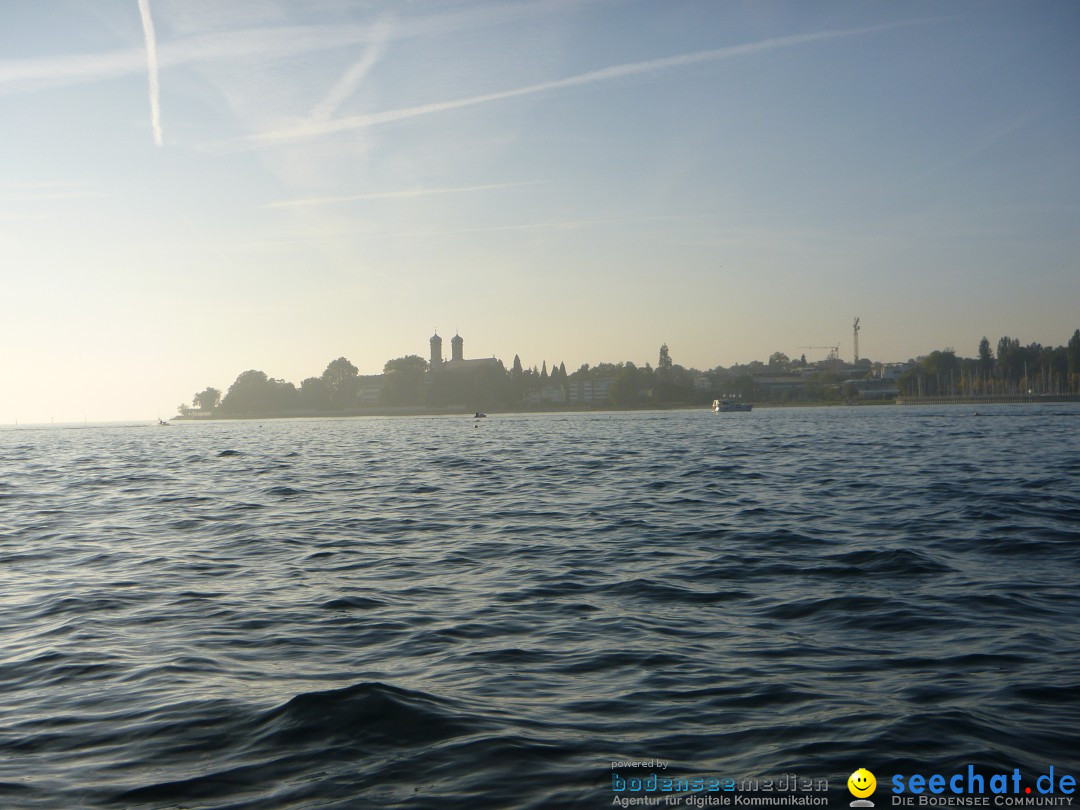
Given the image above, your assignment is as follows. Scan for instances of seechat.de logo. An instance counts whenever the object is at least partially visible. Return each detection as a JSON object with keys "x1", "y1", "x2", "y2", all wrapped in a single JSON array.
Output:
[{"x1": 849, "y1": 768, "x2": 878, "y2": 807}]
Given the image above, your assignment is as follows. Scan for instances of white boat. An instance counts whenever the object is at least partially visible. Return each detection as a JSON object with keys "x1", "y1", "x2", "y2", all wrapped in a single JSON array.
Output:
[{"x1": 713, "y1": 399, "x2": 752, "y2": 413}]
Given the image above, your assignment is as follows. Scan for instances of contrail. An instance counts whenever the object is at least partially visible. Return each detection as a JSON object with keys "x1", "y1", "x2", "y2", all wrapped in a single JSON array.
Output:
[
  {"x1": 253, "y1": 19, "x2": 931, "y2": 143},
  {"x1": 310, "y1": 16, "x2": 393, "y2": 121},
  {"x1": 137, "y1": 0, "x2": 163, "y2": 145}
]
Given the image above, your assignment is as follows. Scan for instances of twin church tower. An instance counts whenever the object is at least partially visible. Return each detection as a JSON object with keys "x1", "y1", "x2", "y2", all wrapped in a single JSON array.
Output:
[
  {"x1": 429, "y1": 330, "x2": 463, "y2": 365},
  {"x1": 428, "y1": 331, "x2": 503, "y2": 373}
]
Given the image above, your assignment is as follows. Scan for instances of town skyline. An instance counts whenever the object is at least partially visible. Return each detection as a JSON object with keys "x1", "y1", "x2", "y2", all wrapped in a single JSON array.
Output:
[
  {"x1": 7, "y1": 315, "x2": 1079, "y2": 423},
  {"x1": 170, "y1": 324, "x2": 1080, "y2": 421},
  {"x1": 2, "y1": 1, "x2": 1078, "y2": 422}
]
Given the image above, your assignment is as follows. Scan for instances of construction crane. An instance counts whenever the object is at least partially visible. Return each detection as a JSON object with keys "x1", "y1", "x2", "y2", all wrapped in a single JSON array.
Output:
[{"x1": 853, "y1": 317, "x2": 861, "y2": 363}]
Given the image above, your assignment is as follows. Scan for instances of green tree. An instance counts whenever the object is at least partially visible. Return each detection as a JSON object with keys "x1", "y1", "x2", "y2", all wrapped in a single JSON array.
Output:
[
  {"x1": 921, "y1": 349, "x2": 961, "y2": 395},
  {"x1": 977, "y1": 337, "x2": 993, "y2": 377},
  {"x1": 221, "y1": 370, "x2": 270, "y2": 414},
  {"x1": 470, "y1": 360, "x2": 510, "y2": 409},
  {"x1": 321, "y1": 357, "x2": 360, "y2": 409},
  {"x1": 192, "y1": 387, "x2": 221, "y2": 411},
  {"x1": 265, "y1": 378, "x2": 299, "y2": 411},
  {"x1": 508, "y1": 354, "x2": 525, "y2": 403},
  {"x1": 997, "y1": 336, "x2": 1021, "y2": 381},
  {"x1": 658, "y1": 344, "x2": 673, "y2": 373},
  {"x1": 299, "y1": 377, "x2": 332, "y2": 410},
  {"x1": 768, "y1": 352, "x2": 791, "y2": 370},
  {"x1": 220, "y1": 370, "x2": 298, "y2": 414},
  {"x1": 1068, "y1": 329, "x2": 1080, "y2": 385},
  {"x1": 610, "y1": 364, "x2": 640, "y2": 406},
  {"x1": 382, "y1": 355, "x2": 429, "y2": 405}
]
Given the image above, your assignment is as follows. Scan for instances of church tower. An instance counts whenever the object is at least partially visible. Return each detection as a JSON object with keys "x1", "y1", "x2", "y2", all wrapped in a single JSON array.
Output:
[
  {"x1": 451, "y1": 331, "x2": 464, "y2": 361},
  {"x1": 430, "y1": 331, "x2": 443, "y2": 367}
]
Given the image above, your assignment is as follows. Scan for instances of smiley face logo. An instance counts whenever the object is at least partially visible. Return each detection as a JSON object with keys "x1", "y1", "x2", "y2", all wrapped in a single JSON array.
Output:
[{"x1": 848, "y1": 768, "x2": 876, "y2": 799}]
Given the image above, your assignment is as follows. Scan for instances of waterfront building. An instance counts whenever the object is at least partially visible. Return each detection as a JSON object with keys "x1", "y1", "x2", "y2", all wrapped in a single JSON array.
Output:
[{"x1": 567, "y1": 379, "x2": 612, "y2": 404}]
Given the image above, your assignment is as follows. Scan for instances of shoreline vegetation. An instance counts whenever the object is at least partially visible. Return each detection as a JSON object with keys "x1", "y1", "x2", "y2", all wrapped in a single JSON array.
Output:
[{"x1": 177, "y1": 331, "x2": 1080, "y2": 420}]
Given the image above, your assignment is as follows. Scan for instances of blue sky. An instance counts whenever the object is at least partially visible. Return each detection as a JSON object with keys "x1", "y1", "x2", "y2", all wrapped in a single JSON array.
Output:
[{"x1": 1, "y1": 0, "x2": 1078, "y2": 420}]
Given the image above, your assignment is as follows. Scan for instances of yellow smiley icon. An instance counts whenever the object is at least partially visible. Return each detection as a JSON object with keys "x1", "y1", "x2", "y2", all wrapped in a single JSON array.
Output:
[{"x1": 848, "y1": 768, "x2": 876, "y2": 798}]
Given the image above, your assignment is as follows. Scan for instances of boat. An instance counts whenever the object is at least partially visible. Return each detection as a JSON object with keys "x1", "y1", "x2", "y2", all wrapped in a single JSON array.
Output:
[
  {"x1": 713, "y1": 399, "x2": 752, "y2": 413},
  {"x1": 473, "y1": 412, "x2": 487, "y2": 419}
]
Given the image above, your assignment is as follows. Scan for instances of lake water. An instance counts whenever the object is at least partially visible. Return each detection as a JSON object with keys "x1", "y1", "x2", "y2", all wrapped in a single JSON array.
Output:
[{"x1": 2, "y1": 406, "x2": 1079, "y2": 809}]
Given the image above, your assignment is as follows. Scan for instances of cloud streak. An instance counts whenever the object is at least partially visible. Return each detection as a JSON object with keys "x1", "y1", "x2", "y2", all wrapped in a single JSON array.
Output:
[
  {"x1": 254, "y1": 20, "x2": 930, "y2": 143},
  {"x1": 310, "y1": 16, "x2": 393, "y2": 121},
  {"x1": 0, "y1": 2, "x2": 583, "y2": 94},
  {"x1": 137, "y1": 0, "x2": 163, "y2": 145},
  {"x1": 267, "y1": 181, "x2": 540, "y2": 209},
  {"x1": 0, "y1": 23, "x2": 383, "y2": 94}
]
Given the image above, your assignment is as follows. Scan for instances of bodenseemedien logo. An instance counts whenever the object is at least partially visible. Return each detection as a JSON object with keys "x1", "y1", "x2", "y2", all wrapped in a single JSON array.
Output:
[{"x1": 849, "y1": 768, "x2": 877, "y2": 807}]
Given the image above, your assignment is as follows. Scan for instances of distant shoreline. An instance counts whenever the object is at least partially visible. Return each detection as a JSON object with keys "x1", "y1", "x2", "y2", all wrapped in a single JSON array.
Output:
[
  {"x1": 171, "y1": 396, "x2": 1080, "y2": 421},
  {"x1": 173, "y1": 403, "x2": 705, "y2": 421},
  {"x1": 173, "y1": 401, "x2": 880, "y2": 421},
  {"x1": 897, "y1": 394, "x2": 1080, "y2": 406}
]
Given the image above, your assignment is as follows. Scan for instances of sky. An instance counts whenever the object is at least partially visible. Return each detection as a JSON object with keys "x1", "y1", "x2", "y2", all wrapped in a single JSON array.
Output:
[{"x1": 1, "y1": 0, "x2": 1078, "y2": 422}]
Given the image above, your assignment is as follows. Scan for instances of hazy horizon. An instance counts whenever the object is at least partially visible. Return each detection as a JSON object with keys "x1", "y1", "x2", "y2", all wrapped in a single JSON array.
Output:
[{"x1": 3, "y1": 0, "x2": 1078, "y2": 422}]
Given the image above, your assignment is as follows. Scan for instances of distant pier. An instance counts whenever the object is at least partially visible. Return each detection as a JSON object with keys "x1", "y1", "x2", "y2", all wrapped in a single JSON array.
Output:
[{"x1": 897, "y1": 394, "x2": 1080, "y2": 406}]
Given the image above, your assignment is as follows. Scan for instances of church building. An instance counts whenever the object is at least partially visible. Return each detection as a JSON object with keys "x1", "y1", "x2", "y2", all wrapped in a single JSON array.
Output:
[{"x1": 429, "y1": 331, "x2": 503, "y2": 373}]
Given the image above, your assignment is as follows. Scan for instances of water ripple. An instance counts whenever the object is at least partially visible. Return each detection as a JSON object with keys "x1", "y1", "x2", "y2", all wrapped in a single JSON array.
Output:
[{"x1": 1, "y1": 406, "x2": 1078, "y2": 808}]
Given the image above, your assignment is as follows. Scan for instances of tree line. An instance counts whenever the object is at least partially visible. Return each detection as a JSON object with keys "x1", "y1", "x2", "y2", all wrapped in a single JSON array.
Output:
[
  {"x1": 182, "y1": 355, "x2": 434, "y2": 417},
  {"x1": 180, "y1": 344, "x2": 713, "y2": 417},
  {"x1": 897, "y1": 329, "x2": 1080, "y2": 397}
]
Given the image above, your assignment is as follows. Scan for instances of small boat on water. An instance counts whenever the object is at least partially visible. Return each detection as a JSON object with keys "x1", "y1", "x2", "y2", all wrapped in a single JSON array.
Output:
[
  {"x1": 473, "y1": 412, "x2": 487, "y2": 419},
  {"x1": 713, "y1": 399, "x2": 752, "y2": 413}
]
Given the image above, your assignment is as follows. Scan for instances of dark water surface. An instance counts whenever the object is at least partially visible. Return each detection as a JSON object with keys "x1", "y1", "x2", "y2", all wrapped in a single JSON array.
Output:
[{"x1": 2, "y1": 407, "x2": 1079, "y2": 809}]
